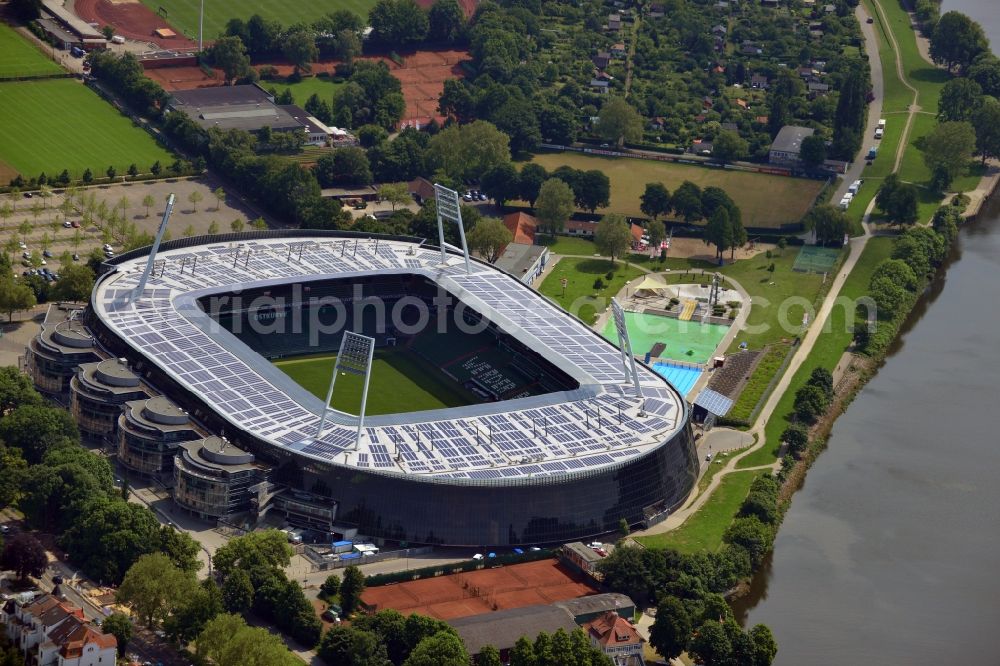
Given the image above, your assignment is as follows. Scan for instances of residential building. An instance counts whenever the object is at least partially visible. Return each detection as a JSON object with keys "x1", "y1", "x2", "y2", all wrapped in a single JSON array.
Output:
[
  {"x1": 494, "y1": 244, "x2": 549, "y2": 285},
  {"x1": 502, "y1": 212, "x2": 538, "y2": 246},
  {"x1": 750, "y1": 73, "x2": 769, "y2": 89},
  {"x1": 769, "y1": 125, "x2": 815, "y2": 165},
  {"x1": 610, "y1": 43, "x2": 626, "y2": 58},
  {"x1": 583, "y1": 611, "x2": 645, "y2": 666},
  {"x1": 560, "y1": 542, "x2": 605, "y2": 578},
  {"x1": 2, "y1": 594, "x2": 116, "y2": 666},
  {"x1": 593, "y1": 51, "x2": 611, "y2": 70},
  {"x1": 407, "y1": 177, "x2": 436, "y2": 204}
]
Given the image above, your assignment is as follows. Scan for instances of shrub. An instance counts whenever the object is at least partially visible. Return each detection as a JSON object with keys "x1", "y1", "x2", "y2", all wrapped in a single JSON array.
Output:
[
  {"x1": 593, "y1": 278, "x2": 605, "y2": 289},
  {"x1": 605, "y1": 270, "x2": 614, "y2": 280}
]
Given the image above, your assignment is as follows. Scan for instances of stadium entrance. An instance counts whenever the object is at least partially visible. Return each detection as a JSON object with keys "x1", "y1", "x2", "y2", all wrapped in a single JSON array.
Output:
[{"x1": 199, "y1": 274, "x2": 579, "y2": 416}]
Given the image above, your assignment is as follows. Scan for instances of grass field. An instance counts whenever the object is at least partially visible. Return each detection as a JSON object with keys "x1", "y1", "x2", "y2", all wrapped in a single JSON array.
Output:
[
  {"x1": 527, "y1": 152, "x2": 825, "y2": 229},
  {"x1": 635, "y1": 471, "x2": 756, "y2": 553},
  {"x1": 538, "y1": 257, "x2": 648, "y2": 324},
  {"x1": 264, "y1": 76, "x2": 345, "y2": 108},
  {"x1": 0, "y1": 80, "x2": 173, "y2": 179},
  {"x1": 274, "y1": 350, "x2": 471, "y2": 416},
  {"x1": 737, "y1": 236, "x2": 895, "y2": 469},
  {"x1": 0, "y1": 23, "x2": 63, "y2": 79},
  {"x1": 142, "y1": 0, "x2": 376, "y2": 41}
]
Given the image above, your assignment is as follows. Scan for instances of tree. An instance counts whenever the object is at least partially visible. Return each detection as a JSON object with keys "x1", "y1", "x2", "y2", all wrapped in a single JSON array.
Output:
[
  {"x1": 923, "y1": 121, "x2": 977, "y2": 191},
  {"x1": 930, "y1": 11, "x2": 989, "y2": 74},
  {"x1": 165, "y1": 578, "x2": 224, "y2": 642},
  {"x1": 1, "y1": 533, "x2": 47, "y2": 581},
  {"x1": 321, "y1": 573, "x2": 341, "y2": 598},
  {"x1": 141, "y1": 194, "x2": 156, "y2": 218},
  {"x1": 534, "y1": 178, "x2": 575, "y2": 234},
  {"x1": 477, "y1": 645, "x2": 503, "y2": 666},
  {"x1": 480, "y1": 162, "x2": 520, "y2": 208},
  {"x1": 369, "y1": 0, "x2": 429, "y2": 46},
  {"x1": 82, "y1": 168, "x2": 93, "y2": 184},
  {"x1": 378, "y1": 182, "x2": 411, "y2": 210},
  {"x1": 594, "y1": 214, "x2": 632, "y2": 261},
  {"x1": 427, "y1": 121, "x2": 511, "y2": 182},
  {"x1": 793, "y1": 384, "x2": 829, "y2": 424},
  {"x1": 937, "y1": 77, "x2": 983, "y2": 122},
  {"x1": 333, "y1": 29, "x2": 363, "y2": 72},
  {"x1": 712, "y1": 130, "x2": 749, "y2": 163},
  {"x1": 723, "y1": 516, "x2": 774, "y2": 568},
  {"x1": 889, "y1": 183, "x2": 919, "y2": 226},
  {"x1": 0, "y1": 404, "x2": 77, "y2": 464},
  {"x1": 50, "y1": 264, "x2": 94, "y2": 302},
  {"x1": 221, "y1": 568, "x2": 254, "y2": 614},
  {"x1": 647, "y1": 219, "x2": 666, "y2": 250},
  {"x1": 704, "y1": 207, "x2": 733, "y2": 263},
  {"x1": 969, "y1": 53, "x2": 1000, "y2": 97},
  {"x1": 212, "y1": 187, "x2": 225, "y2": 211},
  {"x1": 317, "y1": 624, "x2": 389, "y2": 666},
  {"x1": 117, "y1": 552, "x2": 198, "y2": 627},
  {"x1": 689, "y1": 621, "x2": 732, "y2": 666},
  {"x1": 213, "y1": 529, "x2": 292, "y2": 579},
  {"x1": 199, "y1": 614, "x2": 301, "y2": 666},
  {"x1": 781, "y1": 423, "x2": 809, "y2": 455},
  {"x1": 315, "y1": 148, "x2": 373, "y2": 188},
  {"x1": 467, "y1": 217, "x2": 512, "y2": 263},
  {"x1": 518, "y1": 164, "x2": 548, "y2": 207},
  {"x1": 404, "y1": 631, "x2": 469, "y2": 666},
  {"x1": 106, "y1": 165, "x2": 116, "y2": 180},
  {"x1": 650, "y1": 596, "x2": 692, "y2": 660},
  {"x1": 283, "y1": 28, "x2": 319, "y2": 73},
  {"x1": 800, "y1": 134, "x2": 827, "y2": 169},
  {"x1": 0, "y1": 366, "x2": 42, "y2": 414},
  {"x1": 428, "y1": 0, "x2": 465, "y2": 44},
  {"x1": 749, "y1": 624, "x2": 778, "y2": 666},
  {"x1": 339, "y1": 565, "x2": 366, "y2": 615},
  {"x1": 9, "y1": 0, "x2": 42, "y2": 20},
  {"x1": 357, "y1": 124, "x2": 389, "y2": 148},
  {"x1": 187, "y1": 190, "x2": 203, "y2": 212},
  {"x1": 640, "y1": 183, "x2": 671, "y2": 220},
  {"x1": 596, "y1": 97, "x2": 644, "y2": 146},
  {"x1": 971, "y1": 99, "x2": 1000, "y2": 165},
  {"x1": 802, "y1": 204, "x2": 849, "y2": 246},
  {"x1": 101, "y1": 613, "x2": 132, "y2": 657},
  {"x1": 573, "y1": 170, "x2": 611, "y2": 213},
  {"x1": 211, "y1": 36, "x2": 251, "y2": 84},
  {"x1": 671, "y1": 181, "x2": 703, "y2": 222}
]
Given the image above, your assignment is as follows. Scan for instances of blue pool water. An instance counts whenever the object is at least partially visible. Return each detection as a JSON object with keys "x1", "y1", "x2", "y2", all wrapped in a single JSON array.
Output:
[{"x1": 652, "y1": 362, "x2": 702, "y2": 397}]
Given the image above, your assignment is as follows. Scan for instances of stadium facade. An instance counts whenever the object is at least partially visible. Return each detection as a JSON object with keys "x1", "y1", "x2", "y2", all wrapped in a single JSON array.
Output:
[{"x1": 34, "y1": 231, "x2": 697, "y2": 547}]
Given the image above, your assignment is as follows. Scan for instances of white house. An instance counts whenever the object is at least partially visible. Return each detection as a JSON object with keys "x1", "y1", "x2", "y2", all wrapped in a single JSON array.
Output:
[{"x1": 2, "y1": 595, "x2": 116, "y2": 666}]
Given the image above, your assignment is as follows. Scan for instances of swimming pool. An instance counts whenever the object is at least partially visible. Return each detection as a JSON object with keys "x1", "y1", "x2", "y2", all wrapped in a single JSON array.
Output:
[
  {"x1": 601, "y1": 311, "x2": 729, "y2": 365},
  {"x1": 651, "y1": 362, "x2": 703, "y2": 397}
]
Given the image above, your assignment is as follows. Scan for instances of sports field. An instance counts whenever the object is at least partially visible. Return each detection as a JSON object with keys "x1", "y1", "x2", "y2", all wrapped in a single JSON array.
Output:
[
  {"x1": 528, "y1": 152, "x2": 825, "y2": 229},
  {"x1": 0, "y1": 23, "x2": 63, "y2": 79},
  {"x1": 139, "y1": 0, "x2": 376, "y2": 41},
  {"x1": 273, "y1": 350, "x2": 472, "y2": 416},
  {"x1": 265, "y1": 76, "x2": 344, "y2": 108},
  {"x1": 0, "y1": 79, "x2": 173, "y2": 179}
]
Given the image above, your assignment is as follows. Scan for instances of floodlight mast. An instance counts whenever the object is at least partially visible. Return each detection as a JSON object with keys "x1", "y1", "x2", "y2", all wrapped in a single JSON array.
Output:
[
  {"x1": 433, "y1": 184, "x2": 472, "y2": 274},
  {"x1": 611, "y1": 298, "x2": 645, "y2": 413},
  {"x1": 315, "y1": 332, "x2": 376, "y2": 450},
  {"x1": 128, "y1": 193, "x2": 175, "y2": 303}
]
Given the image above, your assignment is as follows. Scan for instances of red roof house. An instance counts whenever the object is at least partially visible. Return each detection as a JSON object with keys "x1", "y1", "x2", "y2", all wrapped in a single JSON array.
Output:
[
  {"x1": 502, "y1": 211, "x2": 538, "y2": 246},
  {"x1": 584, "y1": 611, "x2": 645, "y2": 665}
]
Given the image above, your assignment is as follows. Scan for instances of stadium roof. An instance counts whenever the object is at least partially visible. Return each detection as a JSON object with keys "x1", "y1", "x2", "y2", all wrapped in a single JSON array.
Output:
[{"x1": 92, "y1": 236, "x2": 686, "y2": 481}]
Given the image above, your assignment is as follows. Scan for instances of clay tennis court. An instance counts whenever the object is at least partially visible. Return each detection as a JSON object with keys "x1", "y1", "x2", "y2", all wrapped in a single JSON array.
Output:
[
  {"x1": 361, "y1": 559, "x2": 599, "y2": 621},
  {"x1": 75, "y1": 0, "x2": 197, "y2": 48},
  {"x1": 143, "y1": 65, "x2": 224, "y2": 91}
]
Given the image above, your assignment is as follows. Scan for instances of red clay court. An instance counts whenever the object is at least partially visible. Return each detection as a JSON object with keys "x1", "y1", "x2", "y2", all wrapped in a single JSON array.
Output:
[
  {"x1": 144, "y1": 65, "x2": 224, "y2": 91},
  {"x1": 360, "y1": 559, "x2": 600, "y2": 621},
  {"x1": 74, "y1": 0, "x2": 197, "y2": 48}
]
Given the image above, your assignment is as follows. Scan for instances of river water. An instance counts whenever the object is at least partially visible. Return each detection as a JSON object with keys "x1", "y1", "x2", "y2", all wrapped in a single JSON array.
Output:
[{"x1": 736, "y1": 7, "x2": 1000, "y2": 660}]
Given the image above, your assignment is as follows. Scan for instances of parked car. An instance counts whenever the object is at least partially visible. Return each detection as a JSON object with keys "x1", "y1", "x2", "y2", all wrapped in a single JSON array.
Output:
[
  {"x1": 23, "y1": 192, "x2": 32, "y2": 198},
  {"x1": 18, "y1": 241, "x2": 26, "y2": 249},
  {"x1": 472, "y1": 553, "x2": 484, "y2": 560},
  {"x1": 72, "y1": 253, "x2": 79, "y2": 261},
  {"x1": 62, "y1": 220, "x2": 73, "y2": 228},
  {"x1": 43, "y1": 250, "x2": 53, "y2": 258},
  {"x1": 70, "y1": 220, "x2": 80, "y2": 228}
]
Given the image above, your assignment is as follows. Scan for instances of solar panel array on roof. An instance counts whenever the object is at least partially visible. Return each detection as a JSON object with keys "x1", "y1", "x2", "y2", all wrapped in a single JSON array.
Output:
[
  {"x1": 93, "y1": 237, "x2": 685, "y2": 480},
  {"x1": 693, "y1": 388, "x2": 734, "y2": 416}
]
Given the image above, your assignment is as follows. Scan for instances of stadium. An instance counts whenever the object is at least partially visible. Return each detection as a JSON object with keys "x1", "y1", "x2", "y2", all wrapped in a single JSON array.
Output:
[{"x1": 85, "y1": 230, "x2": 698, "y2": 547}]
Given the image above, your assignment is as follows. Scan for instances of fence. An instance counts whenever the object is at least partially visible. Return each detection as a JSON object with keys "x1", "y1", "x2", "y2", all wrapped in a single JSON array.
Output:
[{"x1": 364, "y1": 548, "x2": 556, "y2": 587}]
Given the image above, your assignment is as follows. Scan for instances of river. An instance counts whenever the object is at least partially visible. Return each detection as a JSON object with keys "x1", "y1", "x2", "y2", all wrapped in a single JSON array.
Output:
[{"x1": 735, "y1": 6, "x2": 1000, "y2": 660}]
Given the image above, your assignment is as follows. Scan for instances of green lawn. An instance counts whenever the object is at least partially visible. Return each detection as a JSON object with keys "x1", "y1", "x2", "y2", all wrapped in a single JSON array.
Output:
[
  {"x1": 141, "y1": 0, "x2": 376, "y2": 41},
  {"x1": 273, "y1": 350, "x2": 472, "y2": 415},
  {"x1": 635, "y1": 471, "x2": 756, "y2": 553},
  {"x1": 737, "y1": 236, "x2": 895, "y2": 469},
  {"x1": 527, "y1": 152, "x2": 825, "y2": 229},
  {"x1": 538, "y1": 257, "x2": 648, "y2": 324},
  {"x1": 0, "y1": 23, "x2": 63, "y2": 79},
  {"x1": 715, "y1": 248, "x2": 828, "y2": 351},
  {"x1": 537, "y1": 234, "x2": 603, "y2": 256},
  {"x1": 725, "y1": 344, "x2": 791, "y2": 424},
  {"x1": 0, "y1": 80, "x2": 173, "y2": 179},
  {"x1": 264, "y1": 75, "x2": 345, "y2": 108}
]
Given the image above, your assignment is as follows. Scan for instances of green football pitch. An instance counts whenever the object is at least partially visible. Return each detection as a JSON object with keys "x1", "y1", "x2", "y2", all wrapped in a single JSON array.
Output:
[
  {"x1": 142, "y1": 0, "x2": 377, "y2": 42},
  {"x1": 0, "y1": 79, "x2": 174, "y2": 179},
  {"x1": 0, "y1": 23, "x2": 63, "y2": 79},
  {"x1": 273, "y1": 350, "x2": 473, "y2": 416}
]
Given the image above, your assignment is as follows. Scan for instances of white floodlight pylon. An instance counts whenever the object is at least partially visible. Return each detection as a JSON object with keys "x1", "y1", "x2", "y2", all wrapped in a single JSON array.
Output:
[
  {"x1": 315, "y1": 332, "x2": 376, "y2": 450},
  {"x1": 433, "y1": 183, "x2": 472, "y2": 273},
  {"x1": 611, "y1": 298, "x2": 645, "y2": 414}
]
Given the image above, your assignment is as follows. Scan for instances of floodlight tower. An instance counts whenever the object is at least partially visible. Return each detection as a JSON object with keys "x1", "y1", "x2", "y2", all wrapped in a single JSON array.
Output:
[
  {"x1": 433, "y1": 183, "x2": 472, "y2": 273},
  {"x1": 315, "y1": 332, "x2": 375, "y2": 450},
  {"x1": 611, "y1": 298, "x2": 645, "y2": 414},
  {"x1": 198, "y1": 0, "x2": 204, "y2": 53},
  {"x1": 128, "y1": 193, "x2": 175, "y2": 303}
]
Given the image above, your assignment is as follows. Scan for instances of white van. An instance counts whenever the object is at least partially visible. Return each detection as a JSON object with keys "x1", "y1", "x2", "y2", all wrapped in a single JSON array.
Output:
[
  {"x1": 877, "y1": 118, "x2": 886, "y2": 129},
  {"x1": 848, "y1": 179, "x2": 862, "y2": 194},
  {"x1": 111, "y1": 35, "x2": 126, "y2": 45},
  {"x1": 874, "y1": 128, "x2": 884, "y2": 139}
]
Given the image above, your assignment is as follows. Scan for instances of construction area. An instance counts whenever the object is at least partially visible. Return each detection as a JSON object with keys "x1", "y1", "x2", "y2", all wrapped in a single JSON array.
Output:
[{"x1": 360, "y1": 559, "x2": 600, "y2": 621}]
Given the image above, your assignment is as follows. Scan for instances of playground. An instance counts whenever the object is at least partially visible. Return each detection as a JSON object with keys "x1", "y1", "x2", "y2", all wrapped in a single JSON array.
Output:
[{"x1": 360, "y1": 559, "x2": 599, "y2": 620}]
